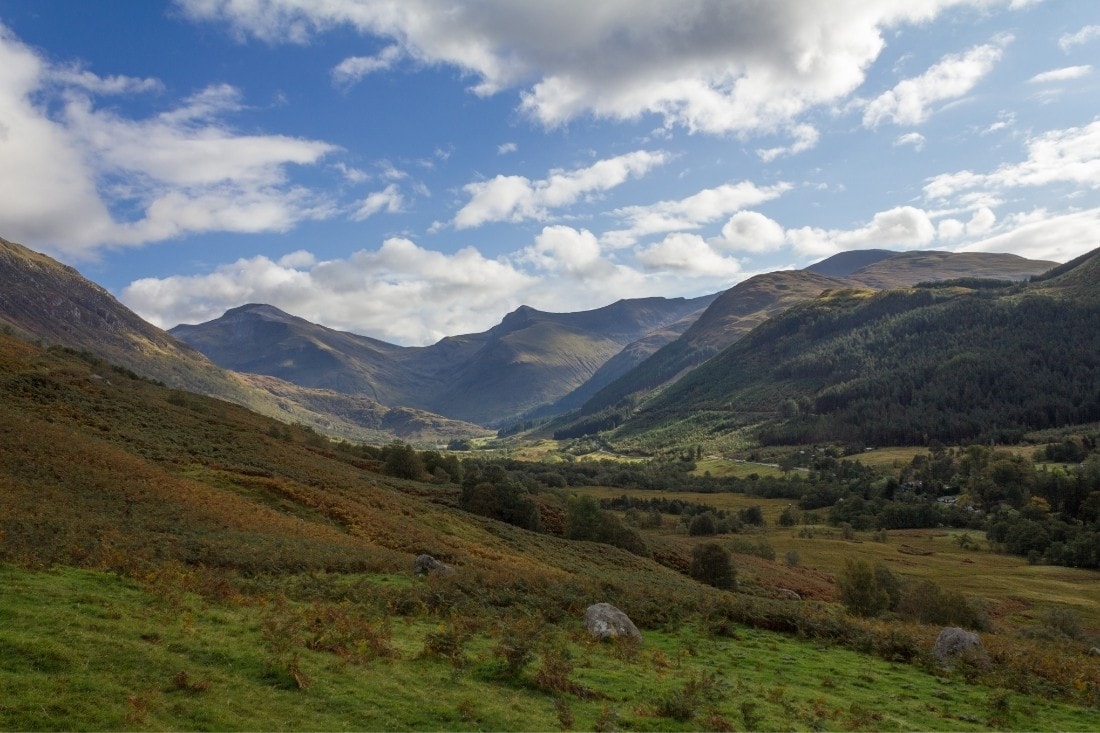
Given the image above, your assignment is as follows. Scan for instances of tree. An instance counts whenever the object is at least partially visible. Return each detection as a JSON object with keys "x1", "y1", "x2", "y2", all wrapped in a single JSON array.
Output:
[
  {"x1": 837, "y1": 558, "x2": 889, "y2": 617},
  {"x1": 690, "y1": 542, "x2": 736, "y2": 590},
  {"x1": 382, "y1": 443, "x2": 425, "y2": 480},
  {"x1": 688, "y1": 512, "x2": 717, "y2": 536}
]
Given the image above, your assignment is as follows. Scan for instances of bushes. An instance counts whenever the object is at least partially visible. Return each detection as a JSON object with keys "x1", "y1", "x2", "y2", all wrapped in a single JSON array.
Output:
[
  {"x1": 689, "y1": 543, "x2": 736, "y2": 590},
  {"x1": 837, "y1": 559, "x2": 890, "y2": 618}
]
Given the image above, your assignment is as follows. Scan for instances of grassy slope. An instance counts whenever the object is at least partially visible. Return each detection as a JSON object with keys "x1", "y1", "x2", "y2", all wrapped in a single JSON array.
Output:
[
  {"x1": 3, "y1": 331, "x2": 1100, "y2": 729},
  {"x1": 3, "y1": 564, "x2": 1095, "y2": 732}
]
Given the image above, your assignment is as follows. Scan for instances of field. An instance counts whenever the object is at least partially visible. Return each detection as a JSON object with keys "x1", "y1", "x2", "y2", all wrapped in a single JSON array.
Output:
[
  {"x1": 571, "y1": 485, "x2": 1100, "y2": 631},
  {"x1": 3, "y1": 564, "x2": 1097, "y2": 732}
]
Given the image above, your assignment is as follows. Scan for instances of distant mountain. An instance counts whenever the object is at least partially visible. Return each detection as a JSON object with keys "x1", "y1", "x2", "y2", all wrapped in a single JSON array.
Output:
[
  {"x1": 551, "y1": 250, "x2": 1060, "y2": 438},
  {"x1": 845, "y1": 250, "x2": 1056, "y2": 289},
  {"x1": 552, "y1": 271, "x2": 849, "y2": 431},
  {"x1": 0, "y1": 236, "x2": 486, "y2": 443},
  {"x1": 806, "y1": 249, "x2": 897, "y2": 277},
  {"x1": 617, "y1": 249, "x2": 1100, "y2": 448},
  {"x1": 173, "y1": 295, "x2": 717, "y2": 427}
]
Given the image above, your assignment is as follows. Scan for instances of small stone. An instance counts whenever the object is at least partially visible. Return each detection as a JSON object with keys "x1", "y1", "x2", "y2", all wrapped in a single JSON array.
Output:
[{"x1": 413, "y1": 554, "x2": 454, "y2": 576}]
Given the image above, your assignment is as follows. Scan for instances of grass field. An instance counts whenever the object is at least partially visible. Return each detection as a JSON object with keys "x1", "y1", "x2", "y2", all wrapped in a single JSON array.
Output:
[{"x1": 3, "y1": 564, "x2": 1098, "y2": 732}]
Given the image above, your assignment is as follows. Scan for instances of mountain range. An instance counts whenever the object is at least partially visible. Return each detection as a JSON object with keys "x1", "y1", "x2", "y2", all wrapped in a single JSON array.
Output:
[{"x1": 0, "y1": 233, "x2": 1066, "y2": 444}]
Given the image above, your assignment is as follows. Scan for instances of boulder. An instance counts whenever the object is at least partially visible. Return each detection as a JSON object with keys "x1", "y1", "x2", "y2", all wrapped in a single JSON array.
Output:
[
  {"x1": 1088, "y1": 647, "x2": 1100, "y2": 657},
  {"x1": 584, "y1": 603, "x2": 641, "y2": 641},
  {"x1": 413, "y1": 554, "x2": 454, "y2": 576},
  {"x1": 778, "y1": 588, "x2": 801, "y2": 601},
  {"x1": 933, "y1": 627, "x2": 985, "y2": 664}
]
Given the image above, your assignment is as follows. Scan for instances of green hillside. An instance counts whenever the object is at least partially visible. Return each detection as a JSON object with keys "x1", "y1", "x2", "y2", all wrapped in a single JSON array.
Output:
[{"x1": 620, "y1": 249, "x2": 1100, "y2": 448}]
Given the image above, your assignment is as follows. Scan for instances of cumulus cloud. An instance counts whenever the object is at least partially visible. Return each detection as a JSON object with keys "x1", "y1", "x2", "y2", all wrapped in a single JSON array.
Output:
[
  {"x1": 331, "y1": 44, "x2": 402, "y2": 88},
  {"x1": 453, "y1": 149, "x2": 667, "y2": 228},
  {"x1": 122, "y1": 228, "x2": 746, "y2": 345},
  {"x1": 497, "y1": 142, "x2": 518, "y2": 155},
  {"x1": 1059, "y1": 25, "x2": 1100, "y2": 52},
  {"x1": 521, "y1": 225, "x2": 605, "y2": 278},
  {"x1": 712, "y1": 211, "x2": 786, "y2": 253},
  {"x1": 177, "y1": 0, "x2": 1018, "y2": 135},
  {"x1": 786, "y1": 206, "x2": 936, "y2": 256},
  {"x1": 604, "y1": 180, "x2": 792, "y2": 247},
  {"x1": 1028, "y1": 65, "x2": 1092, "y2": 84},
  {"x1": 956, "y1": 207, "x2": 1100, "y2": 263},
  {"x1": 0, "y1": 23, "x2": 337, "y2": 258},
  {"x1": 925, "y1": 120, "x2": 1100, "y2": 200},
  {"x1": 636, "y1": 233, "x2": 742, "y2": 277},
  {"x1": 863, "y1": 37, "x2": 1010, "y2": 127},
  {"x1": 124, "y1": 237, "x2": 539, "y2": 345}
]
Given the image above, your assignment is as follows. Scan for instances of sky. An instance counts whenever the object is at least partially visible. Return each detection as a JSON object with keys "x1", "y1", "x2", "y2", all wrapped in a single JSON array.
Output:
[{"x1": 0, "y1": 1, "x2": 1097, "y2": 346}]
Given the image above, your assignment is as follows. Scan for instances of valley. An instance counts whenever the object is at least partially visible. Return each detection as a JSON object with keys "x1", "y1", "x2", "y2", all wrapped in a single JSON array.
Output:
[{"x1": 1, "y1": 236, "x2": 1099, "y2": 730}]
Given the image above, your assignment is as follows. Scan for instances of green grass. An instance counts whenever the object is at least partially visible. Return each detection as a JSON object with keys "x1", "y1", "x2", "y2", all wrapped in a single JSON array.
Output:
[
  {"x1": 692, "y1": 457, "x2": 784, "y2": 479},
  {"x1": 2, "y1": 563, "x2": 1097, "y2": 731}
]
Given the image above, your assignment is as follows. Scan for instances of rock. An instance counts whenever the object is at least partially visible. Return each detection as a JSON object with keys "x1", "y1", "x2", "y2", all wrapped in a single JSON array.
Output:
[
  {"x1": 413, "y1": 554, "x2": 454, "y2": 576},
  {"x1": 1088, "y1": 647, "x2": 1100, "y2": 657},
  {"x1": 933, "y1": 627, "x2": 985, "y2": 664},
  {"x1": 778, "y1": 588, "x2": 801, "y2": 601},
  {"x1": 584, "y1": 603, "x2": 641, "y2": 641}
]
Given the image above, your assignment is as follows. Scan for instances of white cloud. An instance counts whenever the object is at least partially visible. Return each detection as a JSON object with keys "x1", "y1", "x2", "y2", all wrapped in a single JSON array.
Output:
[
  {"x1": 757, "y1": 124, "x2": 819, "y2": 162},
  {"x1": 712, "y1": 211, "x2": 786, "y2": 253},
  {"x1": 497, "y1": 142, "x2": 518, "y2": 155},
  {"x1": 521, "y1": 225, "x2": 605, "y2": 278},
  {"x1": 894, "y1": 132, "x2": 926, "y2": 150},
  {"x1": 453, "y1": 149, "x2": 667, "y2": 228},
  {"x1": 786, "y1": 205, "x2": 936, "y2": 256},
  {"x1": 863, "y1": 37, "x2": 1010, "y2": 127},
  {"x1": 937, "y1": 218, "x2": 965, "y2": 239},
  {"x1": 46, "y1": 65, "x2": 163, "y2": 95},
  {"x1": 353, "y1": 183, "x2": 405, "y2": 220},
  {"x1": 1028, "y1": 65, "x2": 1092, "y2": 84},
  {"x1": 0, "y1": 23, "x2": 337, "y2": 258},
  {"x1": 177, "y1": 0, "x2": 1019, "y2": 135},
  {"x1": 636, "y1": 233, "x2": 742, "y2": 277},
  {"x1": 331, "y1": 44, "x2": 402, "y2": 88},
  {"x1": 1059, "y1": 25, "x2": 1100, "y2": 52},
  {"x1": 925, "y1": 120, "x2": 1100, "y2": 200},
  {"x1": 124, "y1": 238, "x2": 539, "y2": 345},
  {"x1": 966, "y1": 206, "x2": 996, "y2": 235},
  {"x1": 604, "y1": 180, "x2": 791, "y2": 247},
  {"x1": 956, "y1": 207, "x2": 1100, "y2": 263}
]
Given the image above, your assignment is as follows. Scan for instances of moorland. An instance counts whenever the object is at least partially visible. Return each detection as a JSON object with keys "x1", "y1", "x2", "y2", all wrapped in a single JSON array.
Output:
[{"x1": 1, "y1": 236, "x2": 1099, "y2": 730}]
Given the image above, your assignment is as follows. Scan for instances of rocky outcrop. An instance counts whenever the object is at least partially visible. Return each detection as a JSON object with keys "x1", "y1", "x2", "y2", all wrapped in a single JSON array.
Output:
[
  {"x1": 584, "y1": 603, "x2": 641, "y2": 641},
  {"x1": 934, "y1": 627, "x2": 985, "y2": 664}
]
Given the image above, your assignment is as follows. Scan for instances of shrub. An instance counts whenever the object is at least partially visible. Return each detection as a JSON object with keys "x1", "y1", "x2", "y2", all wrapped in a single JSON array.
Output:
[
  {"x1": 784, "y1": 550, "x2": 801, "y2": 567},
  {"x1": 837, "y1": 559, "x2": 889, "y2": 618},
  {"x1": 690, "y1": 543, "x2": 736, "y2": 590},
  {"x1": 688, "y1": 512, "x2": 718, "y2": 536}
]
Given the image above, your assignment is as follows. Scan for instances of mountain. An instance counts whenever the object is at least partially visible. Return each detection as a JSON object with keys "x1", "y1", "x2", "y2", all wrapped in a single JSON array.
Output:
[
  {"x1": 617, "y1": 249, "x2": 1100, "y2": 448},
  {"x1": 555, "y1": 271, "x2": 850, "y2": 426},
  {"x1": 173, "y1": 295, "x2": 717, "y2": 427},
  {"x1": 805, "y1": 249, "x2": 897, "y2": 277},
  {"x1": 0, "y1": 236, "x2": 486, "y2": 443},
  {"x1": 845, "y1": 250, "x2": 1056, "y2": 289}
]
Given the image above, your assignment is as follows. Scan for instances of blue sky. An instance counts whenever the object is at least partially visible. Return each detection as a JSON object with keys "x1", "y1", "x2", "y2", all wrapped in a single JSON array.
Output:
[{"x1": 0, "y1": 1, "x2": 1097, "y2": 345}]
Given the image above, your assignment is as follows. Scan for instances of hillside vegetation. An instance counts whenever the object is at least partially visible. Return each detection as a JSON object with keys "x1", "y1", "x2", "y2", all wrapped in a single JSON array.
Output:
[
  {"x1": 615, "y1": 249, "x2": 1100, "y2": 449},
  {"x1": 3, "y1": 329, "x2": 1100, "y2": 729}
]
